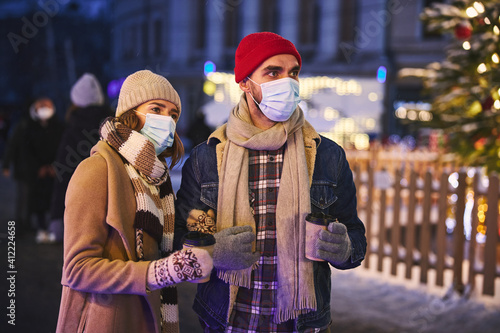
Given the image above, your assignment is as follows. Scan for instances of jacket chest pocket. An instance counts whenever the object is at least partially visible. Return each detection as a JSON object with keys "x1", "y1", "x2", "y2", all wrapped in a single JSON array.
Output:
[
  {"x1": 200, "y1": 182, "x2": 218, "y2": 210},
  {"x1": 310, "y1": 182, "x2": 337, "y2": 210}
]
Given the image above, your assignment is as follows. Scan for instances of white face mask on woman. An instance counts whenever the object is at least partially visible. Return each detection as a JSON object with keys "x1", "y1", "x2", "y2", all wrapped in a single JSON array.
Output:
[
  {"x1": 247, "y1": 77, "x2": 301, "y2": 122},
  {"x1": 136, "y1": 112, "x2": 176, "y2": 155}
]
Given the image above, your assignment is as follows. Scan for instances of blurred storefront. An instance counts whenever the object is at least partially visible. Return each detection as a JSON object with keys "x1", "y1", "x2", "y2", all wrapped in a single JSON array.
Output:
[
  {"x1": 106, "y1": 0, "x2": 448, "y2": 148},
  {"x1": 202, "y1": 71, "x2": 384, "y2": 150},
  {"x1": 1, "y1": 0, "x2": 449, "y2": 149}
]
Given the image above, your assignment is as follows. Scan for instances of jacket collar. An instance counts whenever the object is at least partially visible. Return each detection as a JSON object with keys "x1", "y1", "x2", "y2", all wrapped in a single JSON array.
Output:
[
  {"x1": 207, "y1": 106, "x2": 321, "y2": 185},
  {"x1": 207, "y1": 112, "x2": 321, "y2": 147}
]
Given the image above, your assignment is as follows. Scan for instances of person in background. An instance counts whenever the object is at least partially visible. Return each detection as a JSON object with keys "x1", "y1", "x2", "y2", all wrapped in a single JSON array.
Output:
[
  {"x1": 48, "y1": 73, "x2": 112, "y2": 243},
  {"x1": 174, "y1": 32, "x2": 367, "y2": 332},
  {"x1": 56, "y1": 70, "x2": 213, "y2": 333},
  {"x1": 2, "y1": 97, "x2": 64, "y2": 243},
  {"x1": 186, "y1": 111, "x2": 213, "y2": 149}
]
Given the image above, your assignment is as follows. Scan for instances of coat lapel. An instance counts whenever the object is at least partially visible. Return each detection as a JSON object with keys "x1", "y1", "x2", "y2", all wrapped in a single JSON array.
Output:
[{"x1": 91, "y1": 141, "x2": 138, "y2": 261}]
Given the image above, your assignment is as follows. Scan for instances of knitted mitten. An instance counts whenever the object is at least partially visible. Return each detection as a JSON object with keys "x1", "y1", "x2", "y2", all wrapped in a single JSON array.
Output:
[
  {"x1": 186, "y1": 209, "x2": 216, "y2": 234},
  {"x1": 315, "y1": 222, "x2": 352, "y2": 265},
  {"x1": 147, "y1": 248, "x2": 213, "y2": 290},
  {"x1": 212, "y1": 225, "x2": 261, "y2": 270}
]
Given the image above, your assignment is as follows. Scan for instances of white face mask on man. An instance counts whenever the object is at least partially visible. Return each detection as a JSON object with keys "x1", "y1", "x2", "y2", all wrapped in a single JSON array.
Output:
[
  {"x1": 247, "y1": 77, "x2": 301, "y2": 122},
  {"x1": 37, "y1": 107, "x2": 55, "y2": 120},
  {"x1": 135, "y1": 112, "x2": 176, "y2": 155}
]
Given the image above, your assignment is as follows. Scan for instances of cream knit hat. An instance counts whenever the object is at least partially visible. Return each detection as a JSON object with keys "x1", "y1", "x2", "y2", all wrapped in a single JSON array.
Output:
[
  {"x1": 71, "y1": 73, "x2": 105, "y2": 107},
  {"x1": 115, "y1": 70, "x2": 181, "y2": 117}
]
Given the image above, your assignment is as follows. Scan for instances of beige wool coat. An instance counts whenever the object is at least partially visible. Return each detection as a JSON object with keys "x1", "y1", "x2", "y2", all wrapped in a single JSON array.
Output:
[{"x1": 56, "y1": 141, "x2": 163, "y2": 333}]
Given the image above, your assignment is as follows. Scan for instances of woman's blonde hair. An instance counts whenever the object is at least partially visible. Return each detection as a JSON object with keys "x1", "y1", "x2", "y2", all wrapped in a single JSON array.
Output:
[{"x1": 117, "y1": 110, "x2": 184, "y2": 169}]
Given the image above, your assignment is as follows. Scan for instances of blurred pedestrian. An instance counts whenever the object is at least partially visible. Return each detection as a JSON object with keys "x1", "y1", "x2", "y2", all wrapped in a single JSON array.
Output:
[
  {"x1": 48, "y1": 73, "x2": 112, "y2": 242},
  {"x1": 2, "y1": 97, "x2": 64, "y2": 242},
  {"x1": 56, "y1": 70, "x2": 213, "y2": 333},
  {"x1": 186, "y1": 111, "x2": 213, "y2": 149},
  {"x1": 0, "y1": 107, "x2": 11, "y2": 157}
]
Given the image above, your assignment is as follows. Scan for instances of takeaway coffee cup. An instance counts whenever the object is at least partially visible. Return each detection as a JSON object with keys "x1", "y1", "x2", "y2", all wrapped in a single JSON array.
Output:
[
  {"x1": 305, "y1": 212, "x2": 335, "y2": 261},
  {"x1": 181, "y1": 231, "x2": 216, "y2": 283}
]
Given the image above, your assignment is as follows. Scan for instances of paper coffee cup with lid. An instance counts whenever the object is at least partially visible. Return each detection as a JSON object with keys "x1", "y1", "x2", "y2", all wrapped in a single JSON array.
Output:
[{"x1": 305, "y1": 212, "x2": 337, "y2": 261}]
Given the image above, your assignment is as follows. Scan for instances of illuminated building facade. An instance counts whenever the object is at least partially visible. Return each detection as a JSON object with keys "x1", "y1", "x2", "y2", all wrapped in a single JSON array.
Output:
[{"x1": 109, "y1": 0, "x2": 448, "y2": 149}]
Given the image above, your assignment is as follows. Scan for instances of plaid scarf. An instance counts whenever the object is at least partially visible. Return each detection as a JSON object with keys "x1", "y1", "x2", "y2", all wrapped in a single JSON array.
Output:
[{"x1": 99, "y1": 117, "x2": 178, "y2": 333}]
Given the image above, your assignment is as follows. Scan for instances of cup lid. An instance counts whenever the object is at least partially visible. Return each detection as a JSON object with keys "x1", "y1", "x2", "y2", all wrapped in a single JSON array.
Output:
[
  {"x1": 181, "y1": 231, "x2": 216, "y2": 247},
  {"x1": 305, "y1": 212, "x2": 335, "y2": 226}
]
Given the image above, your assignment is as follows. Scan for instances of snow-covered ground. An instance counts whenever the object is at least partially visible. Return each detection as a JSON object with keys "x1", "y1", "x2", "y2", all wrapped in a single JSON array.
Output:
[{"x1": 330, "y1": 256, "x2": 500, "y2": 333}]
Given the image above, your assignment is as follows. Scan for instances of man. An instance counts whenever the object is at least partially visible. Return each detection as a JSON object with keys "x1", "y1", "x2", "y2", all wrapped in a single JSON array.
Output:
[{"x1": 175, "y1": 32, "x2": 366, "y2": 333}]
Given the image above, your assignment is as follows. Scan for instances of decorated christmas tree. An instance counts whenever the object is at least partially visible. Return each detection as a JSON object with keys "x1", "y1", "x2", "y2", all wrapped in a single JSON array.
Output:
[{"x1": 420, "y1": 0, "x2": 500, "y2": 173}]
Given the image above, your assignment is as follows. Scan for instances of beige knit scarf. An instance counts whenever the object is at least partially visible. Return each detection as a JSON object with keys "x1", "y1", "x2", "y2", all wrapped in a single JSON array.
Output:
[
  {"x1": 100, "y1": 117, "x2": 178, "y2": 333},
  {"x1": 217, "y1": 95, "x2": 317, "y2": 323}
]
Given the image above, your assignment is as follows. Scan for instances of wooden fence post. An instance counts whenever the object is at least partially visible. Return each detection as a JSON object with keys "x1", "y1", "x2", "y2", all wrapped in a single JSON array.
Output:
[
  {"x1": 354, "y1": 163, "x2": 361, "y2": 209},
  {"x1": 378, "y1": 188, "x2": 387, "y2": 272},
  {"x1": 435, "y1": 169, "x2": 448, "y2": 286},
  {"x1": 466, "y1": 171, "x2": 480, "y2": 296},
  {"x1": 420, "y1": 169, "x2": 432, "y2": 284},
  {"x1": 452, "y1": 170, "x2": 467, "y2": 294},
  {"x1": 364, "y1": 161, "x2": 374, "y2": 269},
  {"x1": 391, "y1": 167, "x2": 402, "y2": 276},
  {"x1": 483, "y1": 173, "x2": 499, "y2": 296},
  {"x1": 405, "y1": 168, "x2": 417, "y2": 279}
]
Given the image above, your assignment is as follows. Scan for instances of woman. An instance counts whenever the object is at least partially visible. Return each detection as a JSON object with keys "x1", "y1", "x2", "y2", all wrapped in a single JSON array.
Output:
[{"x1": 56, "y1": 70, "x2": 212, "y2": 333}]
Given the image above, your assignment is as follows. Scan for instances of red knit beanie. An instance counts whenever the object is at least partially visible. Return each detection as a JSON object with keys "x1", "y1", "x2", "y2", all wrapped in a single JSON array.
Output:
[{"x1": 234, "y1": 32, "x2": 302, "y2": 83}]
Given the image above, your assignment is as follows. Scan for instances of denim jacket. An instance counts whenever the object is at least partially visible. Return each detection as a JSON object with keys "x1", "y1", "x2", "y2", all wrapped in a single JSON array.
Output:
[{"x1": 174, "y1": 122, "x2": 366, "y2": 332}]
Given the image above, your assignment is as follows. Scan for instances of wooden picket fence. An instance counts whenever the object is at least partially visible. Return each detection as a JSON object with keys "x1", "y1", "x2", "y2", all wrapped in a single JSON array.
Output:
[{"x1": 346, "y1": 146, "x2": 500, "y2": 299}]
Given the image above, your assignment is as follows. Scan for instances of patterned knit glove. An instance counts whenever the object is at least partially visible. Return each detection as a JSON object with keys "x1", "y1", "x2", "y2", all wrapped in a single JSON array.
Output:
[
  {"x1": 213, "y1": 225, "x2": 261, "y2": 270},
  {"x1": 186, "y1": 209, "x2": 216, "y2": 234},
  {"x1": 147, "y1": 248, "x2": 213, "y2": 290},
  {"x1": 315, "y1": 222, "x2": 352, "y2": 265}
]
